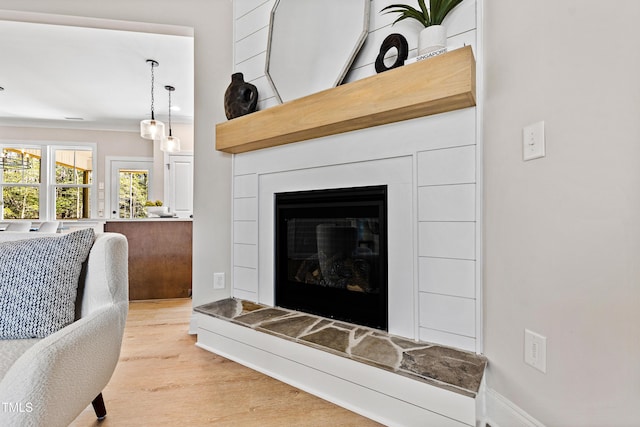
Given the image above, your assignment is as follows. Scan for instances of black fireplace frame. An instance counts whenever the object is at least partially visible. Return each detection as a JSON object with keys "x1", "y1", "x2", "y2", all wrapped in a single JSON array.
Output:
[{"x1": 274, "y1": 185, "x2": 388, "y2": 330}]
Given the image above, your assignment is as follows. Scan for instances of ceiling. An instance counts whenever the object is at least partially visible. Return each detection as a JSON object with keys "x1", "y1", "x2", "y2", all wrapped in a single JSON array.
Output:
[{"x1": 0, "y1": 18, "x2": 194, "y2": 132}]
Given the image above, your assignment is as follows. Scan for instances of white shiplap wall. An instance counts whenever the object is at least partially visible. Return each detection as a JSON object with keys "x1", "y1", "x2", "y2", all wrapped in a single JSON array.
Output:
[
  {"x1": 234, "y1": 0, "x2": 477, "y2": 109},
  {"x1": 230, "y1": 0, "x2": 481, "y2": 353}
]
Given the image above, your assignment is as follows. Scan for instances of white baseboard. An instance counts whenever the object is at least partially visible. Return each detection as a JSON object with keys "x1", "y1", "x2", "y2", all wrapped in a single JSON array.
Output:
[
  {"x1": 483, "y1": 387, "x2": 545, "y2": 427},
  {"x1": 188, "y1": 313, "x2": 198, "y2": 335}
]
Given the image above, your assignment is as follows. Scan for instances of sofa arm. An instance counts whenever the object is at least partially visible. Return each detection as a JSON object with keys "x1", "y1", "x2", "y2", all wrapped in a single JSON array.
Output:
[
  {"x1": 80, "y1": 233, "x2": 129, "y2": 317},
  {"x1": 0, "y1": 301, "x2": 127, "y2": 427}
]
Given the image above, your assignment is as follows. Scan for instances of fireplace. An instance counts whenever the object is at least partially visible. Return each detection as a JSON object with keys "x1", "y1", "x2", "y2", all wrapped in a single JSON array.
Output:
[{"x1": 275, "y1": 186, "x2": 388, "y2": 330}]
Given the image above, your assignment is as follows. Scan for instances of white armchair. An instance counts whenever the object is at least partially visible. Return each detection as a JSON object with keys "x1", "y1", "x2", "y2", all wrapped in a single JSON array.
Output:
[
  {"x1": 4, "y1": 221, "x2": 32, "y2": 232},
  {"x1": 36, "y1": 221, "x2": 60, "y2": 233},
  {"x1": 0, "y1": 232, "x2": 129, "y2": 426}
]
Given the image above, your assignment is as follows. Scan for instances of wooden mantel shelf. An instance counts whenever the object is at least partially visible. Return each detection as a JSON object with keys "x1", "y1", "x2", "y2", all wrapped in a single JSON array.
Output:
[{"x1": 216, "y1": 45, "x2": 476, "y2": 154}]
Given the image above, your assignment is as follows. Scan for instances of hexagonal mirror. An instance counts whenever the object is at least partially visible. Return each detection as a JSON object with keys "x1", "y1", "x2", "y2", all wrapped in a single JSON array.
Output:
[{"x1": 265, "y1": 0, "x2": 370, "y2": 103}]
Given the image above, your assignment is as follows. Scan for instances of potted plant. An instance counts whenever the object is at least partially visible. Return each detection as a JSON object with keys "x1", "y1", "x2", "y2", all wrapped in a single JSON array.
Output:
[{"x1": 381, "y1": 0, "x2": 464, "y2": 56}]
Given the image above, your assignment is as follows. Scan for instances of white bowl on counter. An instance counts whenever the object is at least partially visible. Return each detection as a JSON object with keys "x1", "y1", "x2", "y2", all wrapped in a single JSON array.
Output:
[{"x1": 146, "y1": 206, "x2": 169, "y2": 217}]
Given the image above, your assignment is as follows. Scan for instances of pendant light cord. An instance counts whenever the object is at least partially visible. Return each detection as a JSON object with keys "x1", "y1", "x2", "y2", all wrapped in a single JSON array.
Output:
[
  {"x1": 150, "y1": 62, "x2": 156, "y2": 120},
  {"x1": 165, "y1": 85, "x2": 176, "y2": 137},
  {"x1": 168, "y1": 89, "x2": 172, "y2": 136}
]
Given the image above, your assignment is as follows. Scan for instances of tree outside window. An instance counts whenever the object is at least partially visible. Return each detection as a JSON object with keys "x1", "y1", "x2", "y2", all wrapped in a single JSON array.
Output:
[
  {"x1": 119, "y1": 170, "x2": 148, "y2": 218},
  {"x1": 1, "y1": 145, "x2": 95, "y2": 221},
  {"x1": 54, "y1": 149, "x2": 92, "y2": 219},
  {"x1": 1, "y1": 148, "x2": 41, "y2": 219}
]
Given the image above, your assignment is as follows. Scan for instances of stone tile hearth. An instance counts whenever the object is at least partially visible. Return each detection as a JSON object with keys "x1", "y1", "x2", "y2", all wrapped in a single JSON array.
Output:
[{"x1": 195, "y1": 298, "x2": 486, "y2": 398}]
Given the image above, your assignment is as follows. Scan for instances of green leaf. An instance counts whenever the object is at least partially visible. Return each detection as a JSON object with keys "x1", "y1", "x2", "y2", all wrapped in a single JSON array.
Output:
[
  {"x1": 431, "y1": 0, "x2": 464, "y2": 25},
  {"x1": 380, "y1": 0, "x2": 464, "y2": 27},
  {"x1": 380, "y1": 3, "x2": 418, "y2": 13},
  {"x1": 431, "y1": 0, "x2": 444, "y2": 16},
  {"x1": 418, "y1": 0, "x2": 431, "y2": 25},
  {"x1": 381, "y1": 3, "x2": 429, "y2": 27}
]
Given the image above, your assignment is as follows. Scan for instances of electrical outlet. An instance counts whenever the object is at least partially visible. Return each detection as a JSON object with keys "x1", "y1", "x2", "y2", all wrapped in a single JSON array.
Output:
[
  {"x1": 524, "y1": 329, "x2": 547, "y2": 373},
  {"x1": 523, "y1": 121, "x2": 545, "y2": 161},
  {"x1": 213, "y1": 272, "x2": 225, "y2": 290}
]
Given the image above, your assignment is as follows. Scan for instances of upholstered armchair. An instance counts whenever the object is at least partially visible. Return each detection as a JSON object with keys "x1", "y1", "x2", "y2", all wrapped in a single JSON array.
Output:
[{"x1": 0, "y1": 231, "x2": 129, "y2": 426}]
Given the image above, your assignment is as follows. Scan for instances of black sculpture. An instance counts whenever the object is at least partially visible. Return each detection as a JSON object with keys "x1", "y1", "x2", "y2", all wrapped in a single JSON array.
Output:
[
  {"x1": 224, "y1": 72, "x2": 258, "y2": 120},
  {"x1": 375, "y1": 33, "x2": 409, "y2": 74}
]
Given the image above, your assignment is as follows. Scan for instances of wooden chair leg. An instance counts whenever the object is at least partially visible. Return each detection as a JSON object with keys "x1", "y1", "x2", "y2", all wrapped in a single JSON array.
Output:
[{"x1": 91, "y1": 393, "x2": 107, "y2": 420}]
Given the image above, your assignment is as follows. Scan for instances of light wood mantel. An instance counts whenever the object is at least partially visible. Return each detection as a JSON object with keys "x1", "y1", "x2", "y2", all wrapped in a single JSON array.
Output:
[{"x1": 215, "y1": 45, "x2": 476, "y2": 154}]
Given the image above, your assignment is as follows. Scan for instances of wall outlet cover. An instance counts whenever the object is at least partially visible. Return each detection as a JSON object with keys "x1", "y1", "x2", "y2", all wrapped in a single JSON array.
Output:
[
  {"x1": 213, "y1": 272, "x2": 225, "y2": 290},
  {"x1": 522, "y1": 121, "x2": 545, "y2": 161}
]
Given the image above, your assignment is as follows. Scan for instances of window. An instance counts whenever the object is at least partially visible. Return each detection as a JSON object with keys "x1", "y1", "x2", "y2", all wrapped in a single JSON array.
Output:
[
  {"x1": 1, "y1": 148, "x2": 41, "y2": 219},
  {"x1": 53, "y1": 148, "x2": 93, "y2": 219},
  {"x1": 0, "y1": 144, "x2": 95, "y2": 221},
  {"x1": 118, "y1": 169, "x2": 149, "y2": 218},
  {"x1": 108, "y1": 159, "x2": 153, "y2": 219}
]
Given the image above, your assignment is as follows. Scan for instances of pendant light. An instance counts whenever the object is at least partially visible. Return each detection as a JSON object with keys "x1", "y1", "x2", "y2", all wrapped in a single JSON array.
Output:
[
  {"x1": 140, "y1": 59, "x2": 165, "y2": 140},
  {"x1": 161, "y1": 85, "x2": 181, "y2": 152}
]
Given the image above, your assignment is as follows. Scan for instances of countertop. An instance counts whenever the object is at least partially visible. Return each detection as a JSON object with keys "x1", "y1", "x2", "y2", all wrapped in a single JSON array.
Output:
[{"x1": 105, "y1": 217, "x2": 192, "y2": 222}]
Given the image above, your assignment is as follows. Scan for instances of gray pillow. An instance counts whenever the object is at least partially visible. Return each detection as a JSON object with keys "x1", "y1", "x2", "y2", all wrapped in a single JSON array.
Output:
[{"x1": 0, "y1": 228, "x2": 95, "y2": 339}]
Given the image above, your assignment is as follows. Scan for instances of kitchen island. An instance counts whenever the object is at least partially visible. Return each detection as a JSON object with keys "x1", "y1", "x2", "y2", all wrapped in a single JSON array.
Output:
[{"x1": 105, "y1": 218, "x2": 192, "y2": 300}]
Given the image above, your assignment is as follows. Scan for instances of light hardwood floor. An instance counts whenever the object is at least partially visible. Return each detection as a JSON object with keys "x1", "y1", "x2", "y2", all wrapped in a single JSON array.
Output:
[{"x1": 71, "y1": 299, "x2": 383, "y2": 426}]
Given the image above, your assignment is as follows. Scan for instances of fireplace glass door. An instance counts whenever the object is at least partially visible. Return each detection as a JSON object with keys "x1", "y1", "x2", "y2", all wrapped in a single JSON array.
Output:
[{"x1": 275, "y1": 186, "x2": 387, "y2": 330}]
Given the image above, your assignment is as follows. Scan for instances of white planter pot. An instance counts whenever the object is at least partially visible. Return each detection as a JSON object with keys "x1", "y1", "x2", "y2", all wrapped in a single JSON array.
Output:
[
  {"x1": 418, "y1": 25, "x2": 447, "y2": 55},
  {"x1": 146, "y1": 206, "x2": 168, "y2": 217}
]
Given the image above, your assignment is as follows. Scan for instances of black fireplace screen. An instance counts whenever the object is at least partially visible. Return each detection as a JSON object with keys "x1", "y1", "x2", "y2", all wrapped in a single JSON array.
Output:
[{"x1": 275, "y1": 186, "x2": 387, "y2": 330}]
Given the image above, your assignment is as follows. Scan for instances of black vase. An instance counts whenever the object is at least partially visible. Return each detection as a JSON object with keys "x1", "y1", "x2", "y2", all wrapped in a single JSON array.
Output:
[{"x1": 224, "y1": 72, "x2": 258, "y2": 120}]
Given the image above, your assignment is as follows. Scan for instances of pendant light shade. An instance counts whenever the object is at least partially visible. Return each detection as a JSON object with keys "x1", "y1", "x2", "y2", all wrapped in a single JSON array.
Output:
[
  {"x1": 140, "y1": 118, "x2": 164, "y2": 140},
  {"x1": 140, "y1": 59, "x2": 165, "y2": 140},
  {"x1": 161, "y1": 85, "x2": 181, "y2": 152},
  {"x1": 161, "y1": 135, "x2": 181, "y2": 153}
]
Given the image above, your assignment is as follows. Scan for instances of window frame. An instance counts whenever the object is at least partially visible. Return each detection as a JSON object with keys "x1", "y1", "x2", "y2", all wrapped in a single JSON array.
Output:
[
  {"x1": 0, "y1": 141, "x2": 97, "y2": 221},
  {"x1": 0, "y1": 145, "x2": 44, "y2": 220},
  {"x1": 49, "y1": 145, "x2": 96, "y2": 220},
  {"x1": 106, "y1": 157, "x2": 154, "y2": 220}
]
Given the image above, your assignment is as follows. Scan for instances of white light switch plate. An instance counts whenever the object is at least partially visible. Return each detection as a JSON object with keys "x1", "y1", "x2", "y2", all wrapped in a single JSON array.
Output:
[
  {"x1": 524, "y1": 329, "x2": 547, "y2": 373},
  {"x1": 523, "y1": 121, "x2": 545, "y2": 161}
]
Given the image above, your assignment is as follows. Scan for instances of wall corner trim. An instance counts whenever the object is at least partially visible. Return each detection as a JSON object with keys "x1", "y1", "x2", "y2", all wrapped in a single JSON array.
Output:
[{"x1": 484, "y1": 387, "x2": 546, "y2": 427}]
